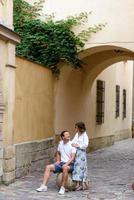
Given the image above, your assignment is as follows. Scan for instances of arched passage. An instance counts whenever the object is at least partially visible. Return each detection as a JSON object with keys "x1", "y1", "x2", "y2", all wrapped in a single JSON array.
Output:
[
  {"x1": 54, "y1": 45, "x2": 134, "y2": 147},
  {"x1": 81, "y1": 46, "x2": 134, "y2": 90}
]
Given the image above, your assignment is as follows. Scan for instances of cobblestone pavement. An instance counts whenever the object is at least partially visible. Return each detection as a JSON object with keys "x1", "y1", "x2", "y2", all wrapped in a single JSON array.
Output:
[{"x1": 0, "y1": 138, "x2": 134, "y2": 200}]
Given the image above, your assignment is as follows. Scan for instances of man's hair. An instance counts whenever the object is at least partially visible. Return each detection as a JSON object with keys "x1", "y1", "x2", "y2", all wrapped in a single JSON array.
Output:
[{"x1": 60, "y1": 130, "x2": 68, "y2": 138}]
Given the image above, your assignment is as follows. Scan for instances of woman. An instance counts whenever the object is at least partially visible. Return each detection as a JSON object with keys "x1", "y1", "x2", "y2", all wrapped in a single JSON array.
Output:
[{"x1": 71, "y1": 122, "x2": 89, "y2": 190}]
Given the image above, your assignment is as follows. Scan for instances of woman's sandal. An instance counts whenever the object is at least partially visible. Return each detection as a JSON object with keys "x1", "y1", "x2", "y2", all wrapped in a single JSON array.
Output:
[
  {"x1": 82, "y1": 181, "x2": 90, "y2": 190},
  {"x1": 75, "y1": 186, "x2": 83, "y2": 191}
]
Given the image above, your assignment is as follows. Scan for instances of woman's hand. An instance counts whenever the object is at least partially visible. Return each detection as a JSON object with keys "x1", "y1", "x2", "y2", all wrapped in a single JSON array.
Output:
[
  {"x1": 55, "y1": 161, "x2": 61, "y2": 165},
  {"x1": 72, "y1": 143, "x2": 79, "y2": 148}
]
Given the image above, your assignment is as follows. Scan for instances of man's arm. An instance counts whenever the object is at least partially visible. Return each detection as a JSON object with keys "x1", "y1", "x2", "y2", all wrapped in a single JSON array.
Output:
[
  {"x1": 63, "y1": 152, "x2": 76, "y2": 166},
  {"x1": 55, "y1": 151, "x2": 61, "y2": 164}
]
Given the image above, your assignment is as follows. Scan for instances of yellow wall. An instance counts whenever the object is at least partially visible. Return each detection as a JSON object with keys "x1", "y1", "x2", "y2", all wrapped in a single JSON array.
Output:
[
  {"x1": 54, "y1": 60, "x2": 133, "y2": 139},
  {"x1": 14, "y1": 57, "x2": 54, "y2": 144}
]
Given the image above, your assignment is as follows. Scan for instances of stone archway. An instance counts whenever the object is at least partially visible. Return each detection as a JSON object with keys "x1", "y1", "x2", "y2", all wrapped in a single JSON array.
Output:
[
  {"x1": 80, "y1": 45, "x2": 134, "y2": 90},
  {"x1": 79, "y1": 45, "x2": 134, "y2": 148},
  {"x1": 54, "y1": 45, "x2": 134, "y2": 145}
]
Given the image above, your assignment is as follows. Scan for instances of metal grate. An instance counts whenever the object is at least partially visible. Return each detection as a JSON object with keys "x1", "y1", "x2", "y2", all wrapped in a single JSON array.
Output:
[
  {"x1": 115, "y1": 85, "x2": 120, "y2": 118},
  {"x1": 96, "y1": 80, "x2": 105, "y2": 124},
  {"x1": 123, "y1": 89, "x2": 127, "y2": 119}
]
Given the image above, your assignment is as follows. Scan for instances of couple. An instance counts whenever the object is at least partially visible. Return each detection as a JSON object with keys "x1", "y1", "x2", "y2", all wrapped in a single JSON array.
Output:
[{"x1": 36, "y1": 122, "x2": 89, "y2": 195}]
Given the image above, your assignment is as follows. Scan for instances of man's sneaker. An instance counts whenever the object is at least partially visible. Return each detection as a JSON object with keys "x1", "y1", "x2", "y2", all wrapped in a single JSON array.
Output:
[
  {"x1": 58, "y1": 186, "x2": 65, "y2": 195},
  {"x1": 36, "y1": 184, "x2": 47, "y2": 192}
]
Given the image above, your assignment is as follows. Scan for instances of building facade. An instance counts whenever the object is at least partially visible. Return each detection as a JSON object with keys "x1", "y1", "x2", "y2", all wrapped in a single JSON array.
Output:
[
  {"x1": 0, "y1": 0, "x2": 134, "y2": 184},
  {"x1": 0, "y1": 0, "x2": 20, "y2": 184}
]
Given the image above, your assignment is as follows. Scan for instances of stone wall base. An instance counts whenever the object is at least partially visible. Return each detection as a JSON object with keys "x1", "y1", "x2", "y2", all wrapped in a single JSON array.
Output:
[
  {"x1": 88, "y1": 129, "x2": 132, "y2": 152},
  {"x1": 114, "y1": 129, "x2": 132, "y2": 141},
  {"x1": 2, "y1": 146, "x2": 15, "y2": 185},
  {"x1": 15, "y1": 137, "x2": 56, "y2": 178},
  {"x1": 88, "y1": 135, "x2": 115, "y2": 152},
  {"x1": 12, "y1": 130, "x2": 132, "y2": 179},
  {"x1": 2, "y1": 171, "x2": 15, "y2": 185}
]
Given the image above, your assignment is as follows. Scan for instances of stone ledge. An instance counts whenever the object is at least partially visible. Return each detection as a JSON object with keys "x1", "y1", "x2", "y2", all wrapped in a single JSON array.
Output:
[{"x1": 0, "y1": 24, "x2": 20, "y2": 44}]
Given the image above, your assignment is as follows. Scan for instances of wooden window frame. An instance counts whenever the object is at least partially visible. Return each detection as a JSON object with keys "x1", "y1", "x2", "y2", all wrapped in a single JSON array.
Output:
[
  {"x1": 123, "y1": 89, "x2": 126, "y2": 119},
  {"x1": 96, "y1": 80, "x2": 105, "y2": 124},
  {"x1": 115, "y1": 85, "x2": 120, "y2": 118}
]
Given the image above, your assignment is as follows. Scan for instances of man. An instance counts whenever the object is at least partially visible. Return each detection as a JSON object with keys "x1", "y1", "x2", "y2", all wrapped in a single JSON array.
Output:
[{"x1": 36, "y1": 130, "x2": 76, "y2": 195}]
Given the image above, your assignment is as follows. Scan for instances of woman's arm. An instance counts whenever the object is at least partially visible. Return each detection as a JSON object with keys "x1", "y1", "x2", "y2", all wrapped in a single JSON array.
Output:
[
  {"x1": 71, "y1": 133, "x2": 78, "y2": 144},
  {"x1": 79, "y1": 133, "x2": 89, "y2": 150}
]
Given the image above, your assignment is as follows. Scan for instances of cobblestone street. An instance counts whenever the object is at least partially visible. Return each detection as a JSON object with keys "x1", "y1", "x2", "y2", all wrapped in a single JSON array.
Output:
[{"x1": 0, "y1": 138, "x2": 134, "y2": 200}]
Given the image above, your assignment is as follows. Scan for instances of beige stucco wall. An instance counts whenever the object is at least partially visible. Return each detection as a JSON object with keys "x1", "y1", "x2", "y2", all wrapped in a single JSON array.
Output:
[
  {"x1": 54, "y1": 64, "x2": 85, "y2": 137},
  {"x1": 54, "y1": 61, "x2": 133, "y2": 139},
  {"x1": 14, "y1": 57, "x2": 54, "y2": 144},
  {"x1": 14, "y1": 0, "x2": 134, "y2": 142},
  {"x1": 0, "y1": 39, "x2": 17, "y2": 147},
  {"x1": 0, "y1": 0, "x2": 13, "y2": 29},
  {"x1": 43, "y1": 0, "x2": 134, "y2": 52},
  {"x1": 0, "y1": 0, "x2": 20, "y2": 181},
  {"x1": 89, "y1": 61, "x2": 133, "y2": 139}
]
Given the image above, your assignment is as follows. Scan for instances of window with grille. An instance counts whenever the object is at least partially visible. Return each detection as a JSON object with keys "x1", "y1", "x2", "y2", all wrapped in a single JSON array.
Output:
[
  {"x1": 96, "y1": 80, "x2": 105, "y2": 124},
  {"x1": 115, "y1": 85, "x2": 120, "y2": 118},
  {"x1": 123, "y1": 89, "x2": 126, "y2": 119}
]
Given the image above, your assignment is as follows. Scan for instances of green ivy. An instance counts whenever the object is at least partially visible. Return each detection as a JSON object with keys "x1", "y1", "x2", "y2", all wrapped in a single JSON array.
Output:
[{"x1": 13, "y1": 0, "x2": 105, "y2": 76}]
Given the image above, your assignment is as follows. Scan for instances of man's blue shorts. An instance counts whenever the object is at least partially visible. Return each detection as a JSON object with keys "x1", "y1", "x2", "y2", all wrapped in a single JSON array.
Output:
[{"x1": 53, "y1": 162, "x2": 74, "y2": 173}]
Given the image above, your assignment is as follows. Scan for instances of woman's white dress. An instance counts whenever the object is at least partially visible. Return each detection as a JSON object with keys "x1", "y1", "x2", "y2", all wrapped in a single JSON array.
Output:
[{"x1": 71, "y1": 132, "x2": 89, "y2": 182}]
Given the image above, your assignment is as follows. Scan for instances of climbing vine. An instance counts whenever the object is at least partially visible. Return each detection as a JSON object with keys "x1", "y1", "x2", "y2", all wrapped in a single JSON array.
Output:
[{"x1": 13, "y1": 0, "x2": 105, "y2": 76}]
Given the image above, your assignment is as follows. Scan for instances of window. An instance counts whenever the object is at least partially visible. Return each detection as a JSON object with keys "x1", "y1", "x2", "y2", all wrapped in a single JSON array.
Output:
[
  {"x1": 123, "y1": 89, "x2": 126, "y2": 119},
  {"x1": 96, "y1": 80, "x2": 105, "y2": 124},
  {"x1": 115, "y1": 85, "x2": 120, "y2": 118}
]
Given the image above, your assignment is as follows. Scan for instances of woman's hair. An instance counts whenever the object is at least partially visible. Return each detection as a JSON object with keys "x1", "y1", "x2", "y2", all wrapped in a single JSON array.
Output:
[
  {"x1": 60, "y1": 130, "x2": 68, "y2": 138},
  {"x1": 75, "y1": 122, "x2": 86, "y2": 133}
]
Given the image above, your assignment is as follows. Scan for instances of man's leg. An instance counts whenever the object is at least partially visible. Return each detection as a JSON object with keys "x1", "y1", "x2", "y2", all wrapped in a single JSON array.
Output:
[
  {"x1": 36, "y1": 164, "x2": 55, "y2": 192},
  {"x1": 42, "y1": 164, "x2": 55, "y2": 186},
  {"x1": 61, "y1": 166, "x2": 70, "y2": 187},
  {"x1": 58, "y1": 165, "x2": 70, "y2": 195}
]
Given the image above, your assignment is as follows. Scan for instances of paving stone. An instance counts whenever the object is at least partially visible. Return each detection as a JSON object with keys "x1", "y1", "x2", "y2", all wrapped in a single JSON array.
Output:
[{"x1": 0, "y1": 139, "x2": 134, "y2": 199}]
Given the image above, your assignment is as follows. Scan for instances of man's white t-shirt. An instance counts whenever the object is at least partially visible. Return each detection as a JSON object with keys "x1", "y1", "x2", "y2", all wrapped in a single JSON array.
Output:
[{"x1": 57, "y1": 141, "x2": 76, "y2": 163}]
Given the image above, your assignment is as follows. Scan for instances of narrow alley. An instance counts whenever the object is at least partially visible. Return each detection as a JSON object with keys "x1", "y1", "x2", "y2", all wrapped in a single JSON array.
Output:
[{"x1": 0, "y1": 139, "x2": 134, "y2": 200}]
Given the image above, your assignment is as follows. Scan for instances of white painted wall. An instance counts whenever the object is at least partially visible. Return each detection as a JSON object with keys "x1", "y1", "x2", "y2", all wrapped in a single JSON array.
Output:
[
  {"x1": 42, "y1": 0, "x2": 134, "y2": 51},
  {"x1": 90, "y1": 61, "x2": 133, "y2": 138},
  {"x1": 0, "y1": 0, "x2": 13, "y2": 29},
  {"x1": 26, "y1": 0, "x2": 134, "y2": 139}
]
